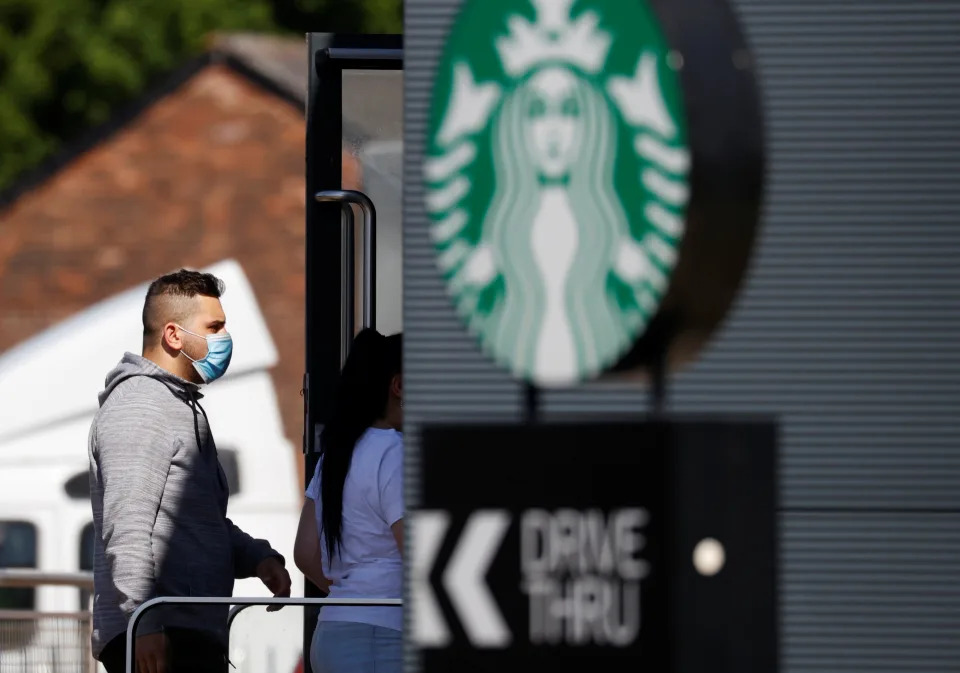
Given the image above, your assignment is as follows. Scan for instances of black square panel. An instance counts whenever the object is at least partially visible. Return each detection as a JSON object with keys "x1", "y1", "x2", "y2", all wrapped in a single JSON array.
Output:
[{"x1": 415, "y1": 419, "x2": 777, "y2": 673}]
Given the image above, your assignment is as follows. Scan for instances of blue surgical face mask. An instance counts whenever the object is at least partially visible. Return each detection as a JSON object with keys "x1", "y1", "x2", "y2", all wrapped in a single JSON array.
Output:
[{"x1": 176, "y1": 325, "x2": 233, "y2": 383}]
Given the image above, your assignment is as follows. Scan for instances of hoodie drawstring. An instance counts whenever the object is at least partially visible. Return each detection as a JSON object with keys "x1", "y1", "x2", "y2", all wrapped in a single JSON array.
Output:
[
  {"x1": 188, "y1": 390, "x2": 206, "y2": 453},
  {"x1": 188, "y1": 393, "x2": 229, "y2": 494}
]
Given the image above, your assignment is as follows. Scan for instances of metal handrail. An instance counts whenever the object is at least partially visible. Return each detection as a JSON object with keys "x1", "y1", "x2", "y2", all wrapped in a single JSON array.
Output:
[
  {"x1": 0, "y1": 569, "x2": 94, "y2": 589},
  {"x1": 0, "y1": 609, "x2": 91, "y2": 620},
  {"x1": 0, "y1": 571, "x2": 98, "y2": 673},
  {"x1": 227, "y1": 604, "x2": 248, "y2": 631},
  {"x1": 126, "y1": 596, "x2": 402, "y2": 673},
  {"x1": 325, "y1": 48, "x2": 403, "y2": 62},
  {"x1": 315, "y1": 190, "x2": 377, "y2": 332},
  {"x1": 341, "y1": 203, "x2": 356, "y2": 366}
]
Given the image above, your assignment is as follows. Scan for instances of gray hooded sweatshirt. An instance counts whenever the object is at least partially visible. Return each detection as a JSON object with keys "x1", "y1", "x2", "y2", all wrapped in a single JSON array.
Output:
[{"x1": 87, "y1": 353, "x2": 282, "y2": 658}]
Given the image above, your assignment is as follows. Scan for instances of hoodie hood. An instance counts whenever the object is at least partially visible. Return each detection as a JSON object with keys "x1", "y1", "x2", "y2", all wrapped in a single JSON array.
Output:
[{"x1": 98, "y1": 352, "x2": 202, "y2": 407}]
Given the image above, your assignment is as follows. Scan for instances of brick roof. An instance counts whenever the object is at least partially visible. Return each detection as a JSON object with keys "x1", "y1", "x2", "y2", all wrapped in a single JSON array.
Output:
[{"x1": 0, "y1": 38, "x2": 365, "y2": 485}]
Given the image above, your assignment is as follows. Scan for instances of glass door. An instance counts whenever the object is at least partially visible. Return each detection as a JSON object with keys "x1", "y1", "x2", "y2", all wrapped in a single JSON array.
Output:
[
  {"x1": 343, "y1": 66, "x2": 403, "y2": 336},
  {"x1": 303, "y1": 34, "x2": 403, "y2": 673}
]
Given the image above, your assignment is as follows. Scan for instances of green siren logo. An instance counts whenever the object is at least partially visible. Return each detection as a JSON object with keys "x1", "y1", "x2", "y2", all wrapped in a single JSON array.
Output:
[{"x1": 424, "y1": 0, "x2": 689, "y2": 387}]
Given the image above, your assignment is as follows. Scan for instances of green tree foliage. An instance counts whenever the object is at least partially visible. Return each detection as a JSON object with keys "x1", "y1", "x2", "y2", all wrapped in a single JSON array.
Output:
[
  {"x1": 0, "y1": 0, "x2": 402, "y2": 191},
  {"x1": 271, "y1": 0, "x2": 402, "y2": 34},
  {"x1": 360, "y1": 0, "x2": 403, "y2": 33}
]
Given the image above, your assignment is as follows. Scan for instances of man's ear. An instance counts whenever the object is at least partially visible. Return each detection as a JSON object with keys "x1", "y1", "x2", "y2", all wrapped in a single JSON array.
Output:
[
  {"x1": 390, "y1": 373, "x2": 403, "y2": 399},
  {"x1": 162, "y1": 323, "x2": 183, "y2": 351}
]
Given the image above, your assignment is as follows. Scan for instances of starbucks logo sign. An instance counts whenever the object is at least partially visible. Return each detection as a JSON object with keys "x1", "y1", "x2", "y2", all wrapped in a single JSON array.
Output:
[{"x1": 425, "y1": 0, "x2": 690, "y2": 387}]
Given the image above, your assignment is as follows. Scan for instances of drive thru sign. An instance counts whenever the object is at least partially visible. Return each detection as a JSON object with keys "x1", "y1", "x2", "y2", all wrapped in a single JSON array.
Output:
[{"x1": 412, "y1": 421, "x2": 777, "y2": 673}]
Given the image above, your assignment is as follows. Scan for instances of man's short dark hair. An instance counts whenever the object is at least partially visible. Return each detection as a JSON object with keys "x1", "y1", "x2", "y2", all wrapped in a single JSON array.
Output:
[{"x1": 142, "y1": 269, "x2": 225, "y2": 345}]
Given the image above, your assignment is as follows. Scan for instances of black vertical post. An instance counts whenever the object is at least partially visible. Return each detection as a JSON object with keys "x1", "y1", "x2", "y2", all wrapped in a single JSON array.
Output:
[
  {"x1": 649, "y1": 346, "x2": 667, "y2": 417},
  {"x1": 524, "y1": 384, "x2": 540, "y2": 424},
  {"x1": 304, "y1": 34, "x2": 342, "y2": 673}
]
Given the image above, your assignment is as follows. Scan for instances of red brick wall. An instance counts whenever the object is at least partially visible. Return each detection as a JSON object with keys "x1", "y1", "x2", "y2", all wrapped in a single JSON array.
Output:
[{"x1": 0, "y1": 64, "x2": 360, "y2": 487}]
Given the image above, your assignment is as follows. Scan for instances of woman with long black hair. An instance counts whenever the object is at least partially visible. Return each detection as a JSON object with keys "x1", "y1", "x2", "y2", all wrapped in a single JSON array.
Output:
[{"x1": 294, "y1": 328, "x2": 403, "y2": 673}]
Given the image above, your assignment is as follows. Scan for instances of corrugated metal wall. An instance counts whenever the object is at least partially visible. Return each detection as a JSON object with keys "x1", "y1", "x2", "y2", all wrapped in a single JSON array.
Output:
[{"x1": 404, "y1": 1, "x2": 960, "y2": 670}]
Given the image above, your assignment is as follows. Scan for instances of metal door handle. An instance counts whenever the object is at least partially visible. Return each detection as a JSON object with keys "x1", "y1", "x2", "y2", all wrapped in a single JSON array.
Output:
[{"x1": 314, "y1": 190, "x2": 377, "y2": 362}]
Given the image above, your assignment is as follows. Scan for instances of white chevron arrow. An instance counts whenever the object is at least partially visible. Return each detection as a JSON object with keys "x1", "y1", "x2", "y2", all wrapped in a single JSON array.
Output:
[
  {"x1": 442, "y1": 510, "x2": 512, "y2": 647},
  {"x1": 411, "y1": 511, "x2": 452, "y2": 647}
]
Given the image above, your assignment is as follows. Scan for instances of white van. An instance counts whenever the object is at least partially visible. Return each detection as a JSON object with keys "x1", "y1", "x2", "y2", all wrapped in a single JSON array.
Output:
[{"x1": 0, "y1": 260, "x2": 304, "y2": 673}]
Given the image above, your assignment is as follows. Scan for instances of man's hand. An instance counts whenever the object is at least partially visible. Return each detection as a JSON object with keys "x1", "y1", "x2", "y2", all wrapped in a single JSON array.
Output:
[
  {"x1": 136, "y1": 632, "x2": 168, "y2": 673},
  {"x1": 257, "y1": 556, "x2": 292, "y2": 612}
]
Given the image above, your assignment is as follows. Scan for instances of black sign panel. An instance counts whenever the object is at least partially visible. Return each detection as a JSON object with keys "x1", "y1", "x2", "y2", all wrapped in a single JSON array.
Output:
[{"x1": 415, "y1": 419, "x2": 777, "y2": 673}]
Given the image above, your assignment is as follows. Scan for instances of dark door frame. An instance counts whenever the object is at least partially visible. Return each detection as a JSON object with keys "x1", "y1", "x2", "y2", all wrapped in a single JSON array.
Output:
[{"x1": 303, "y1": 32, "x2": 403, "y2": 673}]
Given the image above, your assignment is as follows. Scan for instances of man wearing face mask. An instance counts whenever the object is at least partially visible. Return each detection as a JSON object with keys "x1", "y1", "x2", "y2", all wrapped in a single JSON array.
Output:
[{"x1": 88, "y1": 269, "x2": 292, "y2": 673}]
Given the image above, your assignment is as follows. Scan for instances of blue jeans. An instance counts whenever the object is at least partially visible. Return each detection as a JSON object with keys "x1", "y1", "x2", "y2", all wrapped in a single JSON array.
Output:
[{"x1": 310, "y1": 621, "x2": 402, "y2": 673}]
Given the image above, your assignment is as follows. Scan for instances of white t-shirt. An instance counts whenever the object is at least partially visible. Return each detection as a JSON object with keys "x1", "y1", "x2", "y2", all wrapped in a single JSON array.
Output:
[{"x1": 305, "y1": 427, "x2": 404, "y2": 631}]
